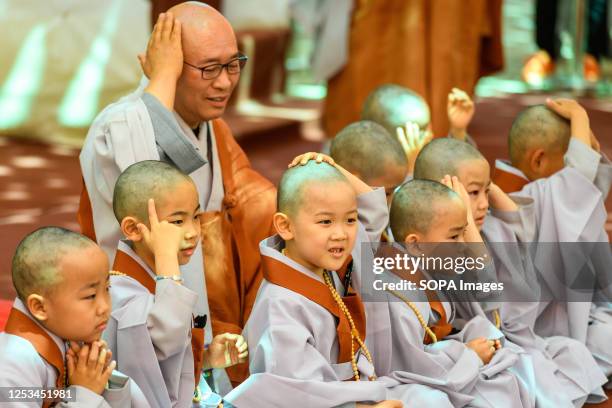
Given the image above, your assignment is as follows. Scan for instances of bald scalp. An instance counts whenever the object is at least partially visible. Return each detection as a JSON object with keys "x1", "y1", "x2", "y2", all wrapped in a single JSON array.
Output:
[
  {"x1": 12, "y1": 227, "x2": 96, "y2": 300},
  {"x1": 508, "y1": 105, "x2": 570, "y2": 166},
  {"x1": 277, "y1": 161, "x2": 350, "y2": 217},
  {"x1": 413, "y1": 138, "x2": 484, "y2": 182},
  {"x1": 361, "y1": 84, "x2": 430, "y2": 136},
  {"x1": 390, "y1": 180, "x2": 461, "y2": 241},
  {"x1": 167, "y1": 2, "x2": 236, "y2": 55},
  {"x1": 113, "y1": 160, "x2": 195, "y2": 223},
  {"x1": 330, "y1": 121, "x2": 407, "y2": 182}
]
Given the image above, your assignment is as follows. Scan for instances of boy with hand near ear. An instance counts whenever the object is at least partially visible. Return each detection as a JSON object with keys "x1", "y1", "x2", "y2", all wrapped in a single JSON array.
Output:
[{"x1": 105, "y1": 160, "x2": 247, "y2": 408}]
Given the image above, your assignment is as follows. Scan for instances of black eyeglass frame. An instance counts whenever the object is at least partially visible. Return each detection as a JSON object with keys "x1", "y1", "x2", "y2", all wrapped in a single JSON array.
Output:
[{"x1": 183, "y1": 54, "x2": 248, "y2": 80}]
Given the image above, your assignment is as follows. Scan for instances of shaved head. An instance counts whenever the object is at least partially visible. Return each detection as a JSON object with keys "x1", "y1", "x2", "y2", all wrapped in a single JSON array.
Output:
[
  {"x1": 390, "y1": 180, "x2": 461, "y2": 241},
  {"x1": 330, "y1": 121, "x2": 407, "y2": 182},
  {"x1": 361, "y1": 84, "x2": 430, "y2": 136},
  {"x1": 508, "y1": 105, "x2": 570, "y2": 166},
  {"x1": 113, "y1": 160, "x2": 195, "y2": 223},
  {"x1": 277, "y1": 161, "x2": 350, "y2": 217},
  {"x1": 413, "y1": 138, "x2": 485, "y2": 181},
  {"x1": 12, "y1": 227, "x2": 96, "y2": 300}
]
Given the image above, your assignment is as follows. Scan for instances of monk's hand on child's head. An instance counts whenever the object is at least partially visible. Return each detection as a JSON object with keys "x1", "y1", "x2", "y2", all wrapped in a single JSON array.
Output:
[
  {"x1": 138, "y1": 198, "x2": 184, "y2": 263},
  {"x1": 447, "y1": 87, "x2": 475, "y2": 134},
  {"x1": 396, "y1": 121, "x2": 431, "y2": 173},
  {"x1": 207, "y1": 333, "x2": 248, "y2": 368},
  {"x1": 138, "y1": 12, "x2": 183, "y2": 82},
  {"x1": 288, "y1": 152, "x2": 335, "y2": 168},
  {"x1": 67, "y1": 340, "x2": 116, "y2": 395},
  {"x1": 466, "y1": 337, "x2": 496, "y2": 364}
]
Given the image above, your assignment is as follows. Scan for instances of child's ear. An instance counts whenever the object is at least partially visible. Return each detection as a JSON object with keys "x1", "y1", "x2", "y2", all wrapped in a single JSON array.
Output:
[
  {"x1": 404, "y1": 234, "x2": 422, "y2": 256},
  {"x1": 404, "y1": 233, "x2": 420, "y2": 244},
  {"x1": 528, "y1": 148, "x2": 546, "y2": 174},
  {"x1": 26, "y1": 294, "x2": 48, "y2": 322},
  {"x1": 273, "y1": 212, "x2": 294, "y2": 240},
  {"x1": 121, "y1": 216, "x2": 144, "y2": 242}
]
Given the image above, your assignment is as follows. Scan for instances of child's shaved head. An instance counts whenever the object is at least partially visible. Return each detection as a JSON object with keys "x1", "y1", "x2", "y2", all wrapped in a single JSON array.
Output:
[
  {"x1": 508, "y1": 105, "x2": 570, "y2": 166},
  {"x1": 113, "y1": 160, "x2": 195, "y2": 223},
  {"x1": 330, "y1": 121, "x2": 407, "y2": 182},
  {"x1": 12, "y1": 227, "x2": 96, "y2": 300},
  {"x1": 361, "y1": 84, "x2": 430, "y2": 136},
  {"x1": 413, "y1": 138, "x2": 484, "y2": 181},
  {"x1": 390, "y1": 180, "x2": 462, "y2": 241},
  {"x1": 277, "y1": 161, "x2": 350, "y2": 217}
]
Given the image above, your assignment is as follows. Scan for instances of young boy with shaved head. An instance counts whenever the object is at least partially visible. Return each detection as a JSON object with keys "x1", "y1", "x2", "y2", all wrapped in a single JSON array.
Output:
[
  {"x1": 106, "y1": 160, "x2": 247, "y2": 408},
  {"x1": 492, "y1": 99, "x2": 612, "y2": 382},
  {"x1": 330, "y1": 120, "x2": 408, "y2": 204},
  {"x1": 0, "y1": 227, "x2": 147, "y2": 407},
  {"x1": 225, "y1": 153, "x2": 455, "y2": 408},
  {"x1": 414, "y1": 137, "x2": 608, "y2": 405},
  {"x1": 374, "y1": 179, "x2": 536, "y2": 408}
]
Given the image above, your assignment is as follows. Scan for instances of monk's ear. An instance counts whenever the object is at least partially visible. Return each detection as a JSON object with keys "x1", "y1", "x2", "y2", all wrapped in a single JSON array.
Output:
[
  {"x1": 121, "y1": 216, "x2": 144, "y2": 242},
  {"x1": 26, "y1": 294, "x2": 48, "y2": 322},
  {"x1": 273, "y1": 212, "x2": 294, "y2": 240},
  {"x1": 404, "y1": 234, "x2": 422, "y2": 256}
]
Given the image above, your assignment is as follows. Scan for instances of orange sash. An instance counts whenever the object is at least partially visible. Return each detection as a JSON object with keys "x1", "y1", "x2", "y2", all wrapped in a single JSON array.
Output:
[
  {"x1": 4, "y1": 307, "x2": 65, "y2": 407},
  {"x1": 492, "y1": 166, "x2": 529, "y2": 193},
  {"x1": 261, "y1": 254, "x2": 367, "y2": 365},
  {"x1": 112, "y1": 250, "x2": 205, "y2": 388}
]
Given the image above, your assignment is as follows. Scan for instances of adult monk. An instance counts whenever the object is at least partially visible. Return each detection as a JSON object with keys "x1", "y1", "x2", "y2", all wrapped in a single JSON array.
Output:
[
  {"x1": 323, "y1": 0, "x2": 503, "y2": 138},
  {"x1": 78, "y1": 2, "x2": 276, "y2": 388}
]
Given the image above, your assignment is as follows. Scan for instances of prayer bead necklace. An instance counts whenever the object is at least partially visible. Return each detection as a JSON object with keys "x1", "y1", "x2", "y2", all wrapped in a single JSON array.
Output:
[
  {"x1": 322, "y1": 271, "x2": 376, "y2": 382},
  {"x1": 386, "y1": 289, "x2": 438, "y2": 343}
]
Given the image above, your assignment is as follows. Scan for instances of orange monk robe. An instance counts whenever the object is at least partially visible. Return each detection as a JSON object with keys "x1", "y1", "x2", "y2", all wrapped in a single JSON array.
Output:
[{"x1": 324, "y1": 0, "x2": 503, "y2": 138}]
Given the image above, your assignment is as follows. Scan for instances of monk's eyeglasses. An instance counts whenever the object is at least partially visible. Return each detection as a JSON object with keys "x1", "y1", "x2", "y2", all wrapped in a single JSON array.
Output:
[{"x1": 183, "y1": 54, "x2": 248, "y2": 80}]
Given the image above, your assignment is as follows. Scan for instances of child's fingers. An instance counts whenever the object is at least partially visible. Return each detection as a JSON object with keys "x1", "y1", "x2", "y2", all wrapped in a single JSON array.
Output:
[
  {"x1": 147, "y1": 198, "x2": 159, "y2": 226},
  {"x1": 161, "y1": 12, "x2": 174, "y2": 40},
  {"x1": 171, "y1": 18, "x2": 182, "y2": 41},
  {"x1": 88, "y1": 342, "x2": 101, "y2": 370},
  {"x1": 77, "y1": 344, "x2": 90, "y2": 371},
  {"x1": 102, "y1": 360, "x2": 117, "y2": 383},
  {"x1": 97, "y1": 346, "x2": 107, "y2": 371},
  {"x1": 153, "y1": 13, "x2": 165, "y2": 42},
  {"x1": 66, "y1": 353, "x2": 75, "y2": 377},
  {"x1": 68, "y1": 340, "x2": 81, "y2": 355},
  {"x1": 396, "y1": 127, "x2": 410, "y2": 153}
]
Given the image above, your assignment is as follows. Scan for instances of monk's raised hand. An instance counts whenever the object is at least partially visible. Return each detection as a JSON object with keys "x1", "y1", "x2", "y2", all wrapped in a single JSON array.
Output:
[
  {"x1": 545, "y1": 98, "x2": 586, "y2": 120},
  {"x1": 206, "y1": 333, "x2": 248, "y2": 368},
  {"x1": 138, "y1": 12, "x2": 183, "y2": 82},
  {"x1": 396, "y1": 121, "x2": 429, "y2": 174},
  {"x1": 288, "y1": 152, "x2": 335, "y2": 168},
  {"x1": 137, "y1": 198, "x2": 184, "y2": 267}
]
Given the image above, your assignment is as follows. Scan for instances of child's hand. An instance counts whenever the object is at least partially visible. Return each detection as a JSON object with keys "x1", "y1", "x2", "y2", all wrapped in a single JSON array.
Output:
[
  {"x1": 138, "y1": 12, "x2": 183, "y2": 82},
  {"x1": 546, "y1": 98, "x2": 591, "y2": 148},
  {"x1": 466, "y1": 337, "x2": 496, "y2": 364},
  {"x1": 396, "y1": 121, "x2": 432, "y2": 174},
  {"x1": 138, "y1": 199, "x2": 184, "y2": 277},
  {"x1": 288, "y1": 152, "x2": 373, "y2": 195},
  {"x1": 448, "y1": 88, "x2": 475, "y2": 139},
  {"x1": 487, "y1": 183, "x2": 518, "y2": 212},
  {"x1": 205, "y1": 333, "x2": 248, "y2": 369},
  {"x1": 440, "y1": 175, "x2": 472, "y2": 218},
  {"x1": 67, "y1": 341, "x2": 116, "y2": 395},
  {"x1": 288, "y1": 152, "x2": 335, "y2": 168},
  {"x1": 590, "y1": 130, "x2": 601, "y2": 153},
  {"x1": 357, "y1": 401, "x2": 403, "y2": 408}
]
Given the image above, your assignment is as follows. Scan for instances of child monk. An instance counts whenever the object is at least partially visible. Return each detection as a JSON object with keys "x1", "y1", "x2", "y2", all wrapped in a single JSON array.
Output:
[
  {"x1": 371, "y1": 179, "x2": 535, "y2": 408},
  {"x1": 105, "y1": 160, "x2": 247, "y2": 407},
  {"x1": 361, "y1": 84, "x2": 476, "y2": 173},
  {"x1": 224, "y1": 153, "x2": 456, "y2": 407},
  {"x1": 413, "y1": 137, "x2": 608, "y2": 405},
  {"x1": 0, "y1": 227, "x2": 147, "y2": 407},
  {"x1": 492, "y1": 99, "x2": 612, "y2": 381},
  {"x1": 330, "y1": 120, "x2": 408, "y2": 205}
]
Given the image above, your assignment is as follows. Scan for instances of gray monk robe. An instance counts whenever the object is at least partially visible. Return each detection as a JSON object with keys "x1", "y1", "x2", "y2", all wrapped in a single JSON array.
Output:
[
  {"x1": 103, "y1": 241, "x2": 205, "y2": 408},
  {"x1": 482, "y1": 202, "x2": 608, "y2": 406},
  {"x1": 494, "y1": 138, "x2": 612, "y2": 380},
  {"x1": 0, "y1": 298, "x2": 148, "y2": 408}
]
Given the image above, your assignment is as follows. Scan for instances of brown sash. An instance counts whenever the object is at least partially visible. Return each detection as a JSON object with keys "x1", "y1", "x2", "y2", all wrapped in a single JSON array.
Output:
[
  {"x1": 492, "y1": 166, "x2": 528, "y2": 193},
  {"x1": 77, "y1": 178, "x2": 97, "y2": 242},
  {"x1": 375, "y1": 245, "x2": 452, "y2": 343},
  {"x1": 5, "y1": 308, "x2": 64, "y2": 408},
  {"x1": 261, "y1": 254, "x2": 366, "y2": 364},
  {"x1": 112, "y1": 250, "x2": 205, "y2": 388}
]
